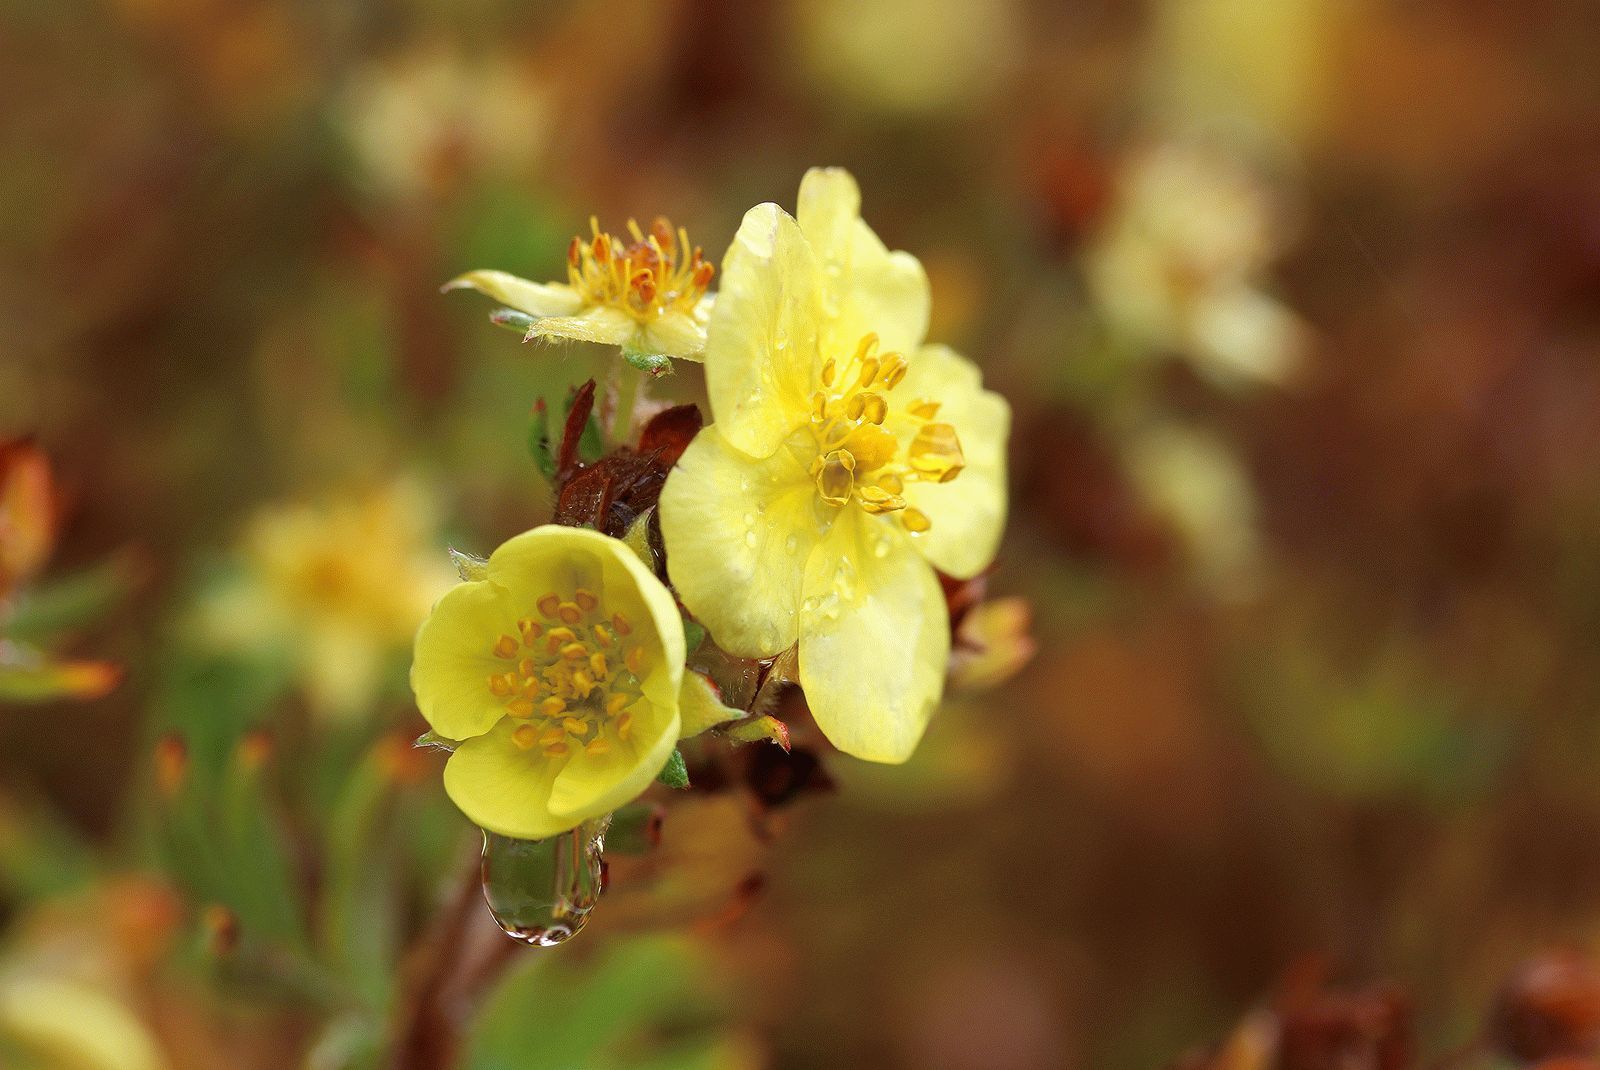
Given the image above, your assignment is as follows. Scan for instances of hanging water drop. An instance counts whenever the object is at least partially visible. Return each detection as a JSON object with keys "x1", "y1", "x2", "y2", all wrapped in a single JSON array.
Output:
[
  {"x1": 480, "y1": 815, "x2": 609, "y2": 947},
  {"x1": 785, "y1": 533, "x2": 799, "y2": 555}
]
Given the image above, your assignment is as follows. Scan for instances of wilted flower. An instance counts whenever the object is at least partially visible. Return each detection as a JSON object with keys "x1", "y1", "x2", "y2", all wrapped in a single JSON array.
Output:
[
  {"x1": 658, "y1": 168, "x2": 1010, "y2": 763},
  {"x1": 411, "y1": 525, "x2": 737, "y2": 839},
  {"x1": 193, "y1": 479, "x2": 453, "y2": 720},
  {"x1": 445, "y1": 216, "x2": 715, "y2": 368}
]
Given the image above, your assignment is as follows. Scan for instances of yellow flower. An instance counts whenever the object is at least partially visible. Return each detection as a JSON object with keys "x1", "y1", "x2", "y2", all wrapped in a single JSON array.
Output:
[
  {"x1": 445, "y1": 217, "x2": 715, "y2": 363},
  {"x1": 658, "y1": 168, "x2": 1010, "y2": 763},
  {"x1": 193, "y1": 480, "x2": 454, "y2": 720},
  {"x1": 411, "y1": 525, "x2": 733, "y2": 839}
]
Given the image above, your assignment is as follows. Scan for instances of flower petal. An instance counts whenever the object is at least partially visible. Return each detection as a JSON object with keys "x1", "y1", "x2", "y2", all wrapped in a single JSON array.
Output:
[
  {"x1": 526, "y1": 305, "x2": 637, "y2": 346},
  {"x1": 660, "y1": 427, "x2": 822, "y2": 658},
  {"x1": 798, "y1": 509, "x2": 948, "y2": 763},
  {"x1": 442, "y1": 719, "x2": 573, "y2": 839},
  {"x1": 443, "y1": 271, "x2": 585, "y2": 317},
  {"x1": 546, "y1": 700, "x2": 680, "y2": 821},
  {"x1": 703, "y1": 202, "x2": 823, "y2": 458},
  {"x1": 410, "y1": 581, "x2": 516, "y2": 741},
  {"x1": 638, "y1": 310, "x2": 707, "y2": 361},
  {"x1": 894, "y1": 344, "x2": 1010, "y2": 579},
  {"x1": 796, "y1": 167, "x2": 930, "y2": 356}
]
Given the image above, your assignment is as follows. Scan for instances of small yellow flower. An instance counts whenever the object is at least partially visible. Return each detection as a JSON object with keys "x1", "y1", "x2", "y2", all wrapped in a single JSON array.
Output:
[
  {"x1": 193, "y1": 480, "x2": 453, "y2": 721},
  {"x1": 412, "y1": 525, "x2": 733, "y2": 840},
  {"x1": 444, "y1": 217, "x2": 715, "y2": 363},
  {"x1": 658, "y1": 168, "x2": 1010, "y2": 764}
]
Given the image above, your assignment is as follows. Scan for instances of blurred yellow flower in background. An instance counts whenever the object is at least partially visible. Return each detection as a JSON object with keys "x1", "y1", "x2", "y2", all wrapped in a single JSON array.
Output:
[
  {"x1": 659, "y1": 168, "x2": 1010, "y2": 764},
  {"x1": 446, "y1": 216, "x2": 716, "y2": 365},
  {"x1": 193, "y1": 479, "x2": 454, "y2": 721},
  {"x1": 1088, "y1": 139, "x2": 1307, "y2": 389},
  {"x1": 412, "y1": 525, "x2": 736, "y2": 840}
]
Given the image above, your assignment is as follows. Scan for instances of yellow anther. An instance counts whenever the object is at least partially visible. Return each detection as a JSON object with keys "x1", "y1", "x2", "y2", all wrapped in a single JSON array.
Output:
[
  {"x1": 902, "y1": 507, "x2": 932, "y2": 533},
  {"x1": 546, "y1": 626, "x2": 576, "y2": 644},
  {"x1": 589, "y1": 652, "x2": 609, "y2": 678},
  {"x1": 816, "y1": 449, "x2": 856, "y2": 506},
  {"x1": 517, "y1": 618, "x2": 543, "y2": 642},
  {"x1": 557, "y1": 602, "x2": 582, "y2": 625},
  {"x1": 537, "y1": 593, "x2": 562, "y2": 618},
  {"x1": 857, "y1": 486, "x2": 906, "y2": 514},
  {"x1": 611, "y1": 612, "x2": 632, "y2": 636},
  {"x1": 521, "y1": 676, "x2": 541, "y2": 696},
  {"x1": 625, "y1": 646, "x2": 647, "y2": 675},
  {"x1": 572, "y1": 670, "x2": 596, "y2": 696},
  {"x1": 616, "y1": 712, "x2": 633, "y2": 740},
  {"x1": 539, "y1": 696, "x2": 567, "y2": 718},
  {"x1": 879, "y1": 355, "x2": 908, "y2": 388},
  {"x1": 489, "y1": 674, "x2": 514, "y2": 697},
  {"x1": 821, "y1": 358, "x2": 837, "y2": 387},
  {"x1": 606, "y1": 692, "x2": 631, "y2": 715},
  {"x1": 593, "y1": 624, "x2": 613, "y2": 648},
  {"x1": 846, "y1": 394, "x2": 865, "y2": 421},
  {"x1": 544, "y1": 742, "x2": 570, "y2": 757},
  {"x1": 860, "y1": 393, "x2": 888, "y2": 425},
  {"x1": 560, "y1": 642, "x2": 588, "y2": 661},
  {"x1": 536, "y1": 726, "x2": 564, "y2": 747},
  {"x1": 492, "y1": 635, "x2": 518, "y2": 659},
  {"x1": 857, "y1": 357, "x2": 880, "y2": 388},
  {"x1": 908, "y1": 399, "x2": 941, "y2": 420},
  {"x1": 908, "y1": 422, "x2": 966, "y2": 483},
  {"x1": 575, "y1": 589, "x2": 599, "y2": 612},
  {"x1": 505, "y1": 698, "x2": 535, "y2": 718},
  {"x1": 812, "y1": 391, "x2": 829, "y2": 422},
  {"x1": 563, "y1": 717, "x2": 590, "y2": 736},
  {"x1": 512, "y1": 724, "x2": 540, "y2": 750},
  {"x1": 517, "y1": 657, "x2": 536, "y2": 676},
  {"x1": 842, "y1": 425, "x2": 897, "y2": 473},
  {"x1": 853, "y1": 333, "x2": 879, "y2": 362},
  {"x1": 585, "y1": 737, "x2": 611, "y2": 755},
  {"x1": 878, "y1": 473, "x2": 904, "y2": 494}
]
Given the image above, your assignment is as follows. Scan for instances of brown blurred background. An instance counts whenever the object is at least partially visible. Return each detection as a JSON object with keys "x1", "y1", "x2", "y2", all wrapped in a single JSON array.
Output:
[{"x1": 6, "y1": 0, "x2": 1600, "y2": 1066}]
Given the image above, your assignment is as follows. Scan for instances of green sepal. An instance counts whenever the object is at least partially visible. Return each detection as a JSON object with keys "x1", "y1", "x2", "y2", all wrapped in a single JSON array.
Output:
[
  {"x1": 528, "y1": 402, "x2": 555, "y2": 479},
  {"x1": 621, "y1": 348, "x2": 673, "y2": 377},
  {"x1": 655, "y1": 748, "x2": 689, "y2": 789},
  {"x1": 447, "y1": 548, "x2": 488, "y2": 582},
  {"x1": 413, "y1": 730, "x2": 460, "y2": 753},
  {"x1": 489, "y1": 308, "x2": 537, "y2": 333},
  {"x1": 681, "y1": 617, "x2": 706, "y2": 654}
]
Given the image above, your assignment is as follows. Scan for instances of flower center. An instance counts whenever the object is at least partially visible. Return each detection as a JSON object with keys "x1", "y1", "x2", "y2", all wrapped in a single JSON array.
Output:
[
  {"x1": 567, "y1": 216, "x2": 714, "y2": 321},
  {"x1": 483, "y1": 587, "x2": 648, "y2": 759},
  {"x1": 806, "y1": 333, "x2": 965, "y2": 534}
]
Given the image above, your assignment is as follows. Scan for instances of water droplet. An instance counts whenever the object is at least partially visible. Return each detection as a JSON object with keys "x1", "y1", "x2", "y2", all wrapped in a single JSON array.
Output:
[
  {"x1": 802, "y1": 596, "x2": 819, "y2": 612},
  {"x1": 480, "y1": 815, "x2": 609, "y2": 947},
  {"x1": 742, "y1": 511, "x2": 756, "y2": 526},
  {"x1": 785, "y1": 534, "x2": 799, "y2": 555},
  {"x1": 744, "y1": 531, "x2": 758, "y2": 549},
  {"x1": 873, "y1": 536, "x2": 891, "y2": 559}
]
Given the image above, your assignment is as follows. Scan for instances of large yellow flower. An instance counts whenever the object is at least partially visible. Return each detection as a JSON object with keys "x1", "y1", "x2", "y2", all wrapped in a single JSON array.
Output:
[
  {"x1": 445, "y1": 217, "x2": 715, "y2": 364},
  {"x1": 658, "y1": 169, "x2": 1010, "y2": 763},
  {"x1": 412, "y1": 525, "x2": 733, "y2": 839}
]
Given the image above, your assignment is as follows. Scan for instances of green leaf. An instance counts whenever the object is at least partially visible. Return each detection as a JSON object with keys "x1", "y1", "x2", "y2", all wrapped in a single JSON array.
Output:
[
  {"x1": 655, "y1": 749, "x2": 689, "y2": 789},
  {"x1": 2, "y1": 555, "x2": 137, "y2": 643},
  {"x1": 528, "y1": 401, "x2": 555, "y2": 480},
  {"x1": 681, "y1": 617, "x2": 705, "y2": 654}
]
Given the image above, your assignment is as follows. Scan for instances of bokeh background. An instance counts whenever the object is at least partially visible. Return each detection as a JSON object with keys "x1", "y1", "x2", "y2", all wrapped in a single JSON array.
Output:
[{"x1": 5, "y1": 0, "x2": 1600, "y2": 1066}]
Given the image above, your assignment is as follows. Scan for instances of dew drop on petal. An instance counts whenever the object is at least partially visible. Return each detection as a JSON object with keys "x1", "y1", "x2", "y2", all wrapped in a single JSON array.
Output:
[
  {"x1": 480, "y1": 815, "x2": 609, "y2": 947},
  {"x1": 785, "y1": 534, "x2": 799, "y2": 555},
  {"x1": 744, "y1": 531, "x2": 758, "y2": 549}
]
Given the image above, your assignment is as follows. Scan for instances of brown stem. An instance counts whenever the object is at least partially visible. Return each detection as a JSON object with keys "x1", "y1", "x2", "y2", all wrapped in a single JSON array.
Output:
[{"x1": 390, "y1": 845, "x2": 522, "y2": 1070}]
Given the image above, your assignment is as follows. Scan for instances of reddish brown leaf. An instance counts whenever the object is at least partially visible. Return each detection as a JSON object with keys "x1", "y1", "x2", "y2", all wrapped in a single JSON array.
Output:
[{"x1": 637, "y1": 403, "x2": 703, "y2": 466}]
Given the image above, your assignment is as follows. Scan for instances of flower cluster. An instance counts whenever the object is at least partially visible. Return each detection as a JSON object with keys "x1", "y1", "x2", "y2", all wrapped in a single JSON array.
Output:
[{"x1": 417, "y1": 168, "x2": 1013, "y2": 838}]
